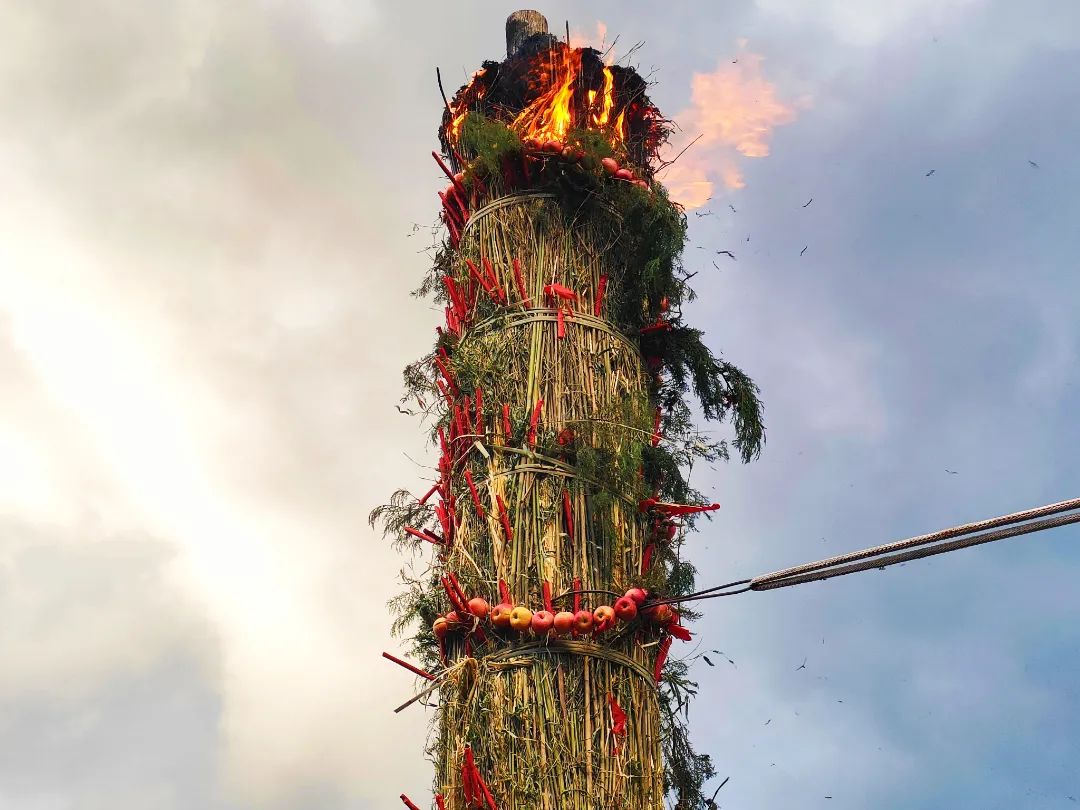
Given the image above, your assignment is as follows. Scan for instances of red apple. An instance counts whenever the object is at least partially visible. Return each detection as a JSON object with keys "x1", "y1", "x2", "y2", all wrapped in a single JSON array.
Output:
[
  {"x1": 634, "y1": 179, "x2": 650, "y2": 190},
  {"x1": 573, "y1": 609, "x2": 594, "y2": 635},
  {"x1": 531, "y1": 610, "x2": 555, "y2": 634},
  {"x1": 624, "y1": 587, "x2": 648, "y2": 605},
  {"x1": 614, "y1": 168, "x2": 634, "y2": 181},
  {"x1": 543, "y1": 139, "x2": 562, "y2": 153},
  {"x1": 613, "y1": 597, "x2": 638, "y2": 622},
  {"x1": 561, "y1": 145, "x2": 577, "y2": 159},
  {"x1": 467, "y1": 597, "x2": 490, "y2": 620},
  {"x1": 432, "y1": 617, "x2": 449, "y2": 638},
  {"x1": 601, "y1": 157, "x2": 619, "y2": 175},
  {"x1": 593, "y1": 605, "x2": 615, "y2": 632},
  {"x1": 445, "y1": 611, "x2": 463, "y2": 627},
  {"x1": 523, "y1": 137, "x2": 541, "y2": 151},
  {"x1": 490, "y1": 602, "x2": 513, "y2": 629},
  {"x1": 552, "y1": 611, "x2": 576, "y2": 635},
  {"x1": 509, "y1": 605, "x2": 533, "y2": 632}
]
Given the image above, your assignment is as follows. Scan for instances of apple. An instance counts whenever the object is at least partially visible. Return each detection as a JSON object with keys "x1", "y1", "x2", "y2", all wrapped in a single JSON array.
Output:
[
  {"x1": 543, "y1": 139, "x2": 563, "y2": 153},
  {"x1": 593, "y1": 605, "x2": 615, "y2": 632},
  {"x1": 445, "y1": 611, "x2": 463, "y2": 627},
  {"x1": 432, "y1": 617, "x2": 449, "y2": 638},
  {"x1": 509, "y1": 605, "x2": 533, "y2": 632},
  {"x1": 453, "y1": 172, "x2": 465, "y2": 184},
  {"x1": 467, "y1": 597, "x2": 490, "y2": 620},
  {"x1": 601, "y1": 157, "x2": 619, "y2": 175},
  {"x1": 614, "y1": 168, "x2": 634, "y2": 181},
  {"x1": 613, "y1": 597, "x2": 638, "y2": 622},
  {"x1": 552, "y1": 611, "x2": 576, "y2": 635},
  {"x1": 624, "y1": 587, "x2": 648, "y2": 605},
  {"x1": 523, "y1": 137, "x2": 541, "y2": 151},
  {"x1": 490, "y1": 602, "x2": 513, "y2": 629},
  {"x1": 634, "y1": 179, "x2": 650, "y2": 190},
  {"x1": 561, "y1": 145, "x2": 577, "y2": 160},
  {"x1": 573, "y1": 609, "x2": 594, "y2": 635},
  {"x1": 531, "y1": 610, "x2": 555, "y2": 634}
]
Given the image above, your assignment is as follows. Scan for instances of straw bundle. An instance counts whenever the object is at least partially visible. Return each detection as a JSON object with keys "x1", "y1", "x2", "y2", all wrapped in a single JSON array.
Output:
[{"x1": 431, "y1": 193, "x2": 663, "y2": 808}]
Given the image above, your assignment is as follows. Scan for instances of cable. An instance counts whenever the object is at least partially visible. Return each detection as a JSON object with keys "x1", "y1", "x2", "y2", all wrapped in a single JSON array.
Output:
[
  {"x1": 750, "y1": 496, "x2": 1080, "y2": 590},
  {"x1": 654, "y1": 496, "x2": 1080, "y2": 604}
]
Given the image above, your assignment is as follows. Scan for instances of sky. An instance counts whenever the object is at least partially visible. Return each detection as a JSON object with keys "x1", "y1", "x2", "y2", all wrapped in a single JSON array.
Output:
[{"x1": 0, "y1": 1, "x2": 1078, "y2": 808}]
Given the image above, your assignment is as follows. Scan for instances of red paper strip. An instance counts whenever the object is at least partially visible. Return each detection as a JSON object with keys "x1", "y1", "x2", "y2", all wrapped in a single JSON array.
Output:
[
  {"x1": 501, "y1": 404, "x2": 512, "y2": 441},
  {"x1": 474, "y1": 387, "x2": 484, "y2": 439},
  {"x1": 511, "y1": 258, "x2": 532, "y2": 307},
  {"x1": 608, "y1": 693, "x2": 628, "y2": 755},
  {"x1": 669, "y1": 623, "x2": 693, "y2": 642},
  {"x1": 400, "y1": 795, "x2": 422, "y2": 810},
  {"x1": 594, "y1": 274, "x2": 608, "y2": 316},
  {"x1": 464, "y1": 470, "x2": 485, "y2": 518},
  {"x1": 404, "y1": 526, "x2": 443, "y2": 546},
  {"x1": 481, "y1": 256, "x2": 505, "y2": 303},
  {"x1": 557, "y1": 308, "x2": 565, "y2": 339},
  {"x1": 654, "y1": 636, "x2": 673, "y2": 684},
  {"x1": 436, "y1": 796, "x2": 447, "y2": 810},
  {"x1": 418, "y1": 483, "x2": 439, "y2": 505},
  {"x1": 573, "y1": 577, "x2": 581, "y2": 614},
  {"x1": 542, "y1": 581, "x2": 553, "y2": 614},
  {"x1": 382, "y1": 651, "x2": 435, "y2": 681},
  {"x1": 544, "y1": 283, "x2": 576, "y2": 301},
  {"x1": 499, "y1": 579, "x2": 512, "y2": 606},
  {"x1": 641, "y1": 543, "x2": 655, "y2": 575},
  {"x1": 639, "y1": 319, "x2": 672, "y2": 335},
  {"x1": 527, "y1": 399, "x2": 544, "y2": 447},
  {"x1": 496, "y1": 495, "x2": 513, "y2": 544},
  {"x1": 431, "y1": 151, "x2": 467, "y2": 196},
  {"x1": 651, "y1": 406, "x2": 662, "y2": 447},
  {"x1": 562, "y1": 490, "x2": 574, "y2": 539}
]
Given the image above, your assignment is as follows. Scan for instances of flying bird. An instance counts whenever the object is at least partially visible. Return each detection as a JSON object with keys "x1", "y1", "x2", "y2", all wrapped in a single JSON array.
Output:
[
  {"x1": 729, "y1": 204, "x2": 737, "y2": 213},
  {"x1": 800, "y1": 245, "x2": 808, "y2": 256},
  {"x1": 717, "y1": 250, "x2": 737, "y2": 260},
  {"x1": 1028, "y1": 160, "x2": 1039, "y2": 168},
  {"x1": 796, "y1": 658, "x2": 807, "y2": 671},
  {"x1": 764, "y1": 718, "x2": 772, "y2": 726},
  {"x1": 703, "y1": 655, "x2": 715, "y2": 667},
  {"x1": 945, "y1": 469, "x2": 959, "y2": 475},
  {"x1": 802, "y1": 197, "x2": 813, "y2": 208},
  {"x1": 925, "y1": 169, "x2": 936, "y2": 176}
]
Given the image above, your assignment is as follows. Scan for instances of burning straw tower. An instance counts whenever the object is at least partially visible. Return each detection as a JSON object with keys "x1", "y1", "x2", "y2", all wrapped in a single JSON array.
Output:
[{"x1": 373, "y1": 12, "x2": 764, "y2": 809}]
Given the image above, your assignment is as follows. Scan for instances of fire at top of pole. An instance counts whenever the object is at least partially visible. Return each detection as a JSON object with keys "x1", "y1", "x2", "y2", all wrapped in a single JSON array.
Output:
[{"x1": 439, "y1": 33, "x2": 670, "y2": 174}]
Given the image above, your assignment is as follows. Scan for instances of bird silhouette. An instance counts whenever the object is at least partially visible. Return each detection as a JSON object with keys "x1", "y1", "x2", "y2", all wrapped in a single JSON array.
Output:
[
  {"x1": 717, "y1": 250, "x2": 736, "y2": 260},
  {"x1": 802, "y1": 197, "x2": 813, "y2": 208},
  {"x1": 796, "y1": 658, "x2": 807, "y2": 670},
  {"x1": 800, "y1": 245, "x2": 808, "y2": 256},
  {"x1": 1028, "y1": 160, "x2": 1040, "y2": 168},
  {"x1": 925, "y1": 169, "x2": 936, "y2": 176},
  {"x1": 945, "y1": 469, "x2": 959, "y2": 475}
]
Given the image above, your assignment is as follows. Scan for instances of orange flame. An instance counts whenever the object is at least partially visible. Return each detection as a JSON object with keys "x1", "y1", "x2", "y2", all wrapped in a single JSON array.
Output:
[
  {"x1": 512, "y1": 49, "x2": 582, "y2": 144},
  {"x1": 660, "y1": 47, "x2": 804, "y2": 207},
  {"x1": 447, "y1": 69, "x2": 487, "y2": 144}
]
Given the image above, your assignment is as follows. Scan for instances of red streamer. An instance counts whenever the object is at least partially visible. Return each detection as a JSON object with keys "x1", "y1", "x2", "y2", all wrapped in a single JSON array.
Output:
[
  {"x1": 496, "y1": 495, "x2": 513, "y2": 544},
  {"x1": 573, "y1": 577, "x2": 581, "y2": 614},
  {"x1": 608, "y1": 693, "x2": 628, "y2": 755},
  {"x1": 501, "y1": 404, "x2": 512, "y2": 441},
  {"x1": 511, "y1": 258, "x2": 532, "y2": 307},
  {"x1": 651, "y1": 406, "x2": 662, "y2": 447},
  {"x1": 464, "y1": 470, "x2": 485, "y2": 518},
  {"x1": 527, "y1": 399, "x2": 544, "y2": 447},
  {"x1": 400, "y1": 795, "x2": 422, "y2": 810},
  {"x1": 594, "y1": 274, "x2": 608, "y2": 316},
  {"x1": 562, "y1": 490, "x2": 574, "y2": 539},
  {"x1": 382, "y1": 652, "x2": 435, "y2": 681},
  {"x1": 499, "y1": 579, "x2": 513, "y2": 605},
  {"x1": 654, "y1": 636, "x2": 673, "y2": 684},
  {"x1": 542, "y1": 580, "x2": 553, "y2": 614}
]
